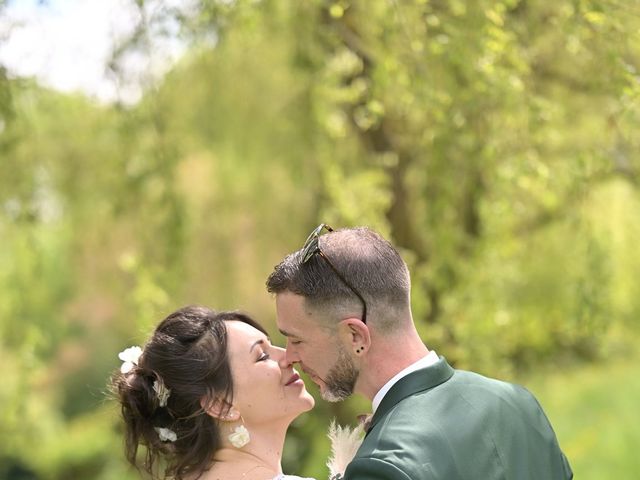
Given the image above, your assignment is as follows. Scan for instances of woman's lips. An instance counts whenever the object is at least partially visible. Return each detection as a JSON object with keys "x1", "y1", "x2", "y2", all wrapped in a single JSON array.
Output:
[{"x1": 285, "y1": 372, "x2": 302, "y2": 386}]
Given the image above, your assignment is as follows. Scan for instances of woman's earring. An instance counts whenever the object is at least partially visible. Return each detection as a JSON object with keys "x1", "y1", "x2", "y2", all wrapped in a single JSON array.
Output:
[{"x1": 228, "y1": 416, "x2": 251, "y2": 448}]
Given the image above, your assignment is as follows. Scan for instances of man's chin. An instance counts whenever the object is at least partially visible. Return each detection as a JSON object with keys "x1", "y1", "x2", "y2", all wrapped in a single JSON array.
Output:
[
  {"x1": 320, "y1": 385, "x2": 348, "y2": 403},
  {"x1": 306, "y1": 375, "x2": 330, "y2": 395},
  {"x1": 312, "y1": 381, "x2": 337, "y2": 402}
]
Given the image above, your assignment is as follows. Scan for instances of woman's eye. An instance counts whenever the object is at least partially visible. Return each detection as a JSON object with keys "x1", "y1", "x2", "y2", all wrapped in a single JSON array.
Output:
[
  {"x1": 290, "y1": 340, "x2": 302, "y2": 346},
  {"x1": 258, "y1": 352, "x2": 270, "y2": 361}
]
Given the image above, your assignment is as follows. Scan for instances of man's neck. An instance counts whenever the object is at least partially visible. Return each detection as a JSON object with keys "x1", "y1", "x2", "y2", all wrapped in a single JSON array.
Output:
[
  {"x1": 357, "y1": 330, "x2": 430, "y2": 400},
  {"x1": 371, "y1": 350, "x2": 439, "y2": 412}
]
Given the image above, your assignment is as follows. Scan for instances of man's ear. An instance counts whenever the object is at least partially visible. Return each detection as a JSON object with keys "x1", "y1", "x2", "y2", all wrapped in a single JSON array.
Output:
[
  {"x1": 337, "y1": 317, "x2": 371, "y2": 356},
  {"x1": 200, "y1": 397, "x2": 240, "y2": 422}
]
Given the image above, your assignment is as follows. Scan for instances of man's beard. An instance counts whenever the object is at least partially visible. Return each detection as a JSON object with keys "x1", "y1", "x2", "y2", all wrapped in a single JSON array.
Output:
[{"x1": 321, "y1": 345, "x2": 359, "y2": 402}]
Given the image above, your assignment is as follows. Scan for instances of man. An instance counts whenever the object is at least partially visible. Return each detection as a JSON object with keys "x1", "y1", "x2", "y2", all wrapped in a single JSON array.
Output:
[{"x1": 267, "y1": 224, "x2": 573, "y2": 480}]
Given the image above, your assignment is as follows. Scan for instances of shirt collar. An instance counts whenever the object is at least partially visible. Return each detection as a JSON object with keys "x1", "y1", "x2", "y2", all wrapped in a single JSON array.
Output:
[{"x1": 371, "y1": 350, "x2": 439, "y2": 413}]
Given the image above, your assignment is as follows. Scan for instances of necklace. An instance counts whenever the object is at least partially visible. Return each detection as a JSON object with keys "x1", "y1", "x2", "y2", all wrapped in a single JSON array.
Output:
[
  {"x1": 240, "y1": 464, "x2": 273, "y2": 478},
  {"x1": 207, "y1": 446, "x2": 278, "y2": 480},
  {"x1": 208, "y1": 462, "x2": 275, "y2": 480}
]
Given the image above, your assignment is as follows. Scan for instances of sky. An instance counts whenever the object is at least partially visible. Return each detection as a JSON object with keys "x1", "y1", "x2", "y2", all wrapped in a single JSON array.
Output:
[{"x1": 0, "y1": 0, "x2": 186, "y2": 104}]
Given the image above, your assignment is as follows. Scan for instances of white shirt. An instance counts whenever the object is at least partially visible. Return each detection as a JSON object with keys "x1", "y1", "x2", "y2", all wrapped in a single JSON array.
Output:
[{"x1": 371, "y1": 350, "x2": 439, "y2": 413}]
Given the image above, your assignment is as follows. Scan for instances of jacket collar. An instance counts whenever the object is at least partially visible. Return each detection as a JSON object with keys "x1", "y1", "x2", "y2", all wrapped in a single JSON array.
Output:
[{"x1": 367, "y1": 356, "x2": 454, "y2": 434}]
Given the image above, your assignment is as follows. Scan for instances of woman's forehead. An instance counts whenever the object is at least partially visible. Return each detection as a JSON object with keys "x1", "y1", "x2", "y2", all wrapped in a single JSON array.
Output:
[{"x1": 225, "y1": 320, "x2": 269, "y2": 346}]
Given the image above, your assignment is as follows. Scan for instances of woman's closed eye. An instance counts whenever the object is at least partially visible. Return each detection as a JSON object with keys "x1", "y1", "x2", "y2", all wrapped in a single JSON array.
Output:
[{"x1": 258, "y1": 351, "x2": 270, "y2": 361}]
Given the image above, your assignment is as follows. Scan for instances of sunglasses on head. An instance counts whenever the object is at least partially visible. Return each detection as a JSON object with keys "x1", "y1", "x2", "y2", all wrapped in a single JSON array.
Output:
[{"x1": 300, "y1": 224, "x2": 367, "y2": 324}]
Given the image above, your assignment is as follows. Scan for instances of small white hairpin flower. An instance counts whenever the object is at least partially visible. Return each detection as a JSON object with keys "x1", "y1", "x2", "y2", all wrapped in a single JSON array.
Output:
[
  {"x1": 228, "y1": 425, "x2": 251, "y2": 448},
  {"x1": 153, "y1": 379, "x2": 171, "y2": 407},
  {"x1": 155, "y1": 427, "x2": 177, "y2": 442},
  {"x1": 118, "y1": 346, "x2": 143, "y2": 374}
]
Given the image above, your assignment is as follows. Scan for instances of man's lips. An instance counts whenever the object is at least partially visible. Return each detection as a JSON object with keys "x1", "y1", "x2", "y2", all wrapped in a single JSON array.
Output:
[{"x1": 285, "y1": 372, "x2": 302, "y2": 386}]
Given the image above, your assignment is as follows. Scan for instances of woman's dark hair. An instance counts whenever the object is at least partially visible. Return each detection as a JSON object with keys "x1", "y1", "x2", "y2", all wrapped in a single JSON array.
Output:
[{"x1": 110, "y1": 305, "x2": 267, "y2": 479}]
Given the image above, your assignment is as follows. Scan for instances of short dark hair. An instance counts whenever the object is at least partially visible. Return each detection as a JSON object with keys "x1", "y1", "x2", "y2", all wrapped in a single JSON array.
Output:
[
  {"x1": 110, "y1": 305, "x2": 267, "y2": 480},
  {"x1": 266, "y1": 227, "x2": 411, "y2": 330}
]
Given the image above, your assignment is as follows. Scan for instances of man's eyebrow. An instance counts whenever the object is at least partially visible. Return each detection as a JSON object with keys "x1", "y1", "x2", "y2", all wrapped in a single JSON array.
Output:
[{"x1": 278, "y1": 329, "x2": 296, "y2": 338}]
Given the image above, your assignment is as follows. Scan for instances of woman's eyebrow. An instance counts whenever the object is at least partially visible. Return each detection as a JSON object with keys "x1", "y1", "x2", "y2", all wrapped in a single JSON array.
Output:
[{"x1": 249, "y1": 338, "x2": 269, "y2": 353}]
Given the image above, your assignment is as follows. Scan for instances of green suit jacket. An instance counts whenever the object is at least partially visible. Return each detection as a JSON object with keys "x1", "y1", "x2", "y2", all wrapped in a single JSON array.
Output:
[{"x1": 343, "y1": 357, "x2": 573, "y2": 480}]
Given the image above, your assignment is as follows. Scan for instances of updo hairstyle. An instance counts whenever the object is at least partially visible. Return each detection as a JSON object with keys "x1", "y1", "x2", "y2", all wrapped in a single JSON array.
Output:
[{"x1": 110, "y1": 305, "x2": 267, "y2": 479}]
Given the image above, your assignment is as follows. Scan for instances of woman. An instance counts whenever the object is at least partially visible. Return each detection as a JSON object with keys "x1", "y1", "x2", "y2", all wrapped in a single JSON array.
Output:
[{"x1": 111, "y1": 305, "x2": 316, "y2": 480}]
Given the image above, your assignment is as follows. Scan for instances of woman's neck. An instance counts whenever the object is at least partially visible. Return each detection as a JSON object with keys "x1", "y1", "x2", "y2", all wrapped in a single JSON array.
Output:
[{"x1": 204, "y1": 422, "x2": 289, "y2": 480}]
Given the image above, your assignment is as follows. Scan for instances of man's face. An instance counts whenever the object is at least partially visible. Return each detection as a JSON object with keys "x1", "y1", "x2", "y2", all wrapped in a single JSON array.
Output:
[{"x1": 275, "y1": 292, "x2": 359, "y2": 402}]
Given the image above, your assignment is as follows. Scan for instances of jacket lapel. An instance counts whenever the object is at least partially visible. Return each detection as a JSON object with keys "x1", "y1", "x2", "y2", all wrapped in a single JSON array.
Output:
[{"x1": 367, "y1": 357, "x2": 455, "y2": 435}]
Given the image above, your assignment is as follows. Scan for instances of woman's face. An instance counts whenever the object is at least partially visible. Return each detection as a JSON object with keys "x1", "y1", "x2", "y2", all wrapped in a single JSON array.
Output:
[{"x1": 224, "y1": 320, "x2": 315, "y2": 426}]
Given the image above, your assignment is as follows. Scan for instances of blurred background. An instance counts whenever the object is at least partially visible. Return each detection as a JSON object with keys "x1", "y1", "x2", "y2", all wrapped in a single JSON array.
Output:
[{"x1": 1, "y1": 0, "x2": 639, "y2": 478}]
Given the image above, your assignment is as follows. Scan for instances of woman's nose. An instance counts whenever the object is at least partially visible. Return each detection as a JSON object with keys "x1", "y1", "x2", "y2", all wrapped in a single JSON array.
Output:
[
  {"x1": 271, "y1": 346, "x2": 291, "y2": 368},
  {"x1": 271, "y1": 345, "x2": 285, "y2": 363}
]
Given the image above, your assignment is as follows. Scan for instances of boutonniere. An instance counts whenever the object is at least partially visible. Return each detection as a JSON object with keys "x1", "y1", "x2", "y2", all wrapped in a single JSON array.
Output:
[{"x1": 326, "y1": 420, "x2": 365, "y2": 480}]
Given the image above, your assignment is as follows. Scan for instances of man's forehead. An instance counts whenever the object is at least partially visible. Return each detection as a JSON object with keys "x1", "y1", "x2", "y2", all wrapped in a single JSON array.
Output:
[
  {"x1": 276, "y1": 312, "x2": 318, "y2": 339},
  {"x1": 276, "y1": 293, "x2": 308, "y2": 319},
  {"x1": 275, "y1": 312, "x2": 307, "y2": 337},
  {"x1": 276, "y1": 291, "x2": 306, "y2": 309},
  {"x1": 275, "y1": 292, "x2": 331, "y2": 336},
  {"x1": 278, "y1": 317, "x2": 335, "y2": 341}
]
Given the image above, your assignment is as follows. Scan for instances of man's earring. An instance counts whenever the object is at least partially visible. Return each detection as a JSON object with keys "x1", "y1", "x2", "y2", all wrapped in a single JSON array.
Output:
[
  {"x1": 228, "y1": 415, "x2": 251, "y2": 448},
  {"x1": 356, "y1": 347, "x2": 364, "y2": 354}
]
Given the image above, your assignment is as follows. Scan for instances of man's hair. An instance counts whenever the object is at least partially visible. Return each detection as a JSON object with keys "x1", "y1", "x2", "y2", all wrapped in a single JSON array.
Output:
[{"x1": 266, "y1": 227, "x2": 411, "y2": 331}]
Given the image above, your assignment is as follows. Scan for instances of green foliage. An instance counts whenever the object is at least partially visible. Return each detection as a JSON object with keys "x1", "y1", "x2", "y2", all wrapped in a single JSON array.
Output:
[
  {"x1": 524, "y1": 336, "x2": 640, "y2": 480},
  {"x1": 1, "y1": 0, "x2": 639, "y2": 477}
]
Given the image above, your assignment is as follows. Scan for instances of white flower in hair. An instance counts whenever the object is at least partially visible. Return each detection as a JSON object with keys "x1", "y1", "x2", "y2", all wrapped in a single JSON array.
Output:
[
  {"x1": 153, "y1": 379, "x2": 171, "y2": 407},
  {"x1": 155, "y1": 427, "x2": 177, "y2": 442},
  {"x1": 228, "y1": 425, "x2": 251, "y2": 448},
  {"x1": 118, "y1": 346, "x2": 143, "y2": 374}
]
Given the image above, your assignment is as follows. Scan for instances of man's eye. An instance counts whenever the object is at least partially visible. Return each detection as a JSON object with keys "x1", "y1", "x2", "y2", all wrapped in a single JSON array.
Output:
[
  {"x1": 290, "y1": 340, "x2": 302, "y2": 346},
  {"x1": 258, "y1": 352, "x2": 270, "y2": 361}
]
